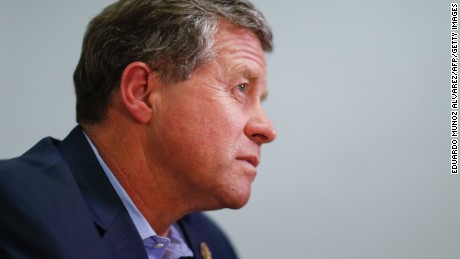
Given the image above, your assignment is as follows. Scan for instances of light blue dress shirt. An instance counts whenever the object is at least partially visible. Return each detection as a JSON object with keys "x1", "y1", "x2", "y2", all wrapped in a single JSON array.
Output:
[{"x1": 84, "y1": 134, "x2": 194, "y2": 259}]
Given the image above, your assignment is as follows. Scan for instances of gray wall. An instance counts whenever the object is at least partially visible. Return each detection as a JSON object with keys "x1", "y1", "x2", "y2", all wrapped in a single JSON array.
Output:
[{"x1": 1, "y1": 1, "x2": 458, "y2": 258}]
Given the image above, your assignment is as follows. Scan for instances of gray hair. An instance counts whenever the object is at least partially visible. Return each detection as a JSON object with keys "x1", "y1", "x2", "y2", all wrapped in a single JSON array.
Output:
[{"x1": 74, "y1": 0, "x2": 273, "y2": 124}]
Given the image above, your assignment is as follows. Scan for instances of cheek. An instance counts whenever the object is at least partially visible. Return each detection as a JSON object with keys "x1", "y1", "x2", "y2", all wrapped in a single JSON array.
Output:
[
  {"x1": 200, "y1": 104, "x2": 246, "y2": 146},
  {"x1": 168, "y1": 102, "x2": 245, "y2": 162}
]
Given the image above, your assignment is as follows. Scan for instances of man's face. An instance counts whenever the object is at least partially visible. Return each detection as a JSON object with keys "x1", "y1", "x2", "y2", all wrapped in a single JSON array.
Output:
[{"x1": 147, "y1": 21, "x2": 276, "y2": 210}]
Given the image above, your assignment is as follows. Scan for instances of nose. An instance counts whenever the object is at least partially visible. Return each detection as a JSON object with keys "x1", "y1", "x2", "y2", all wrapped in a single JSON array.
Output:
[{"x1": 244, "y1": 105, "x2": 276, "y2": 145}]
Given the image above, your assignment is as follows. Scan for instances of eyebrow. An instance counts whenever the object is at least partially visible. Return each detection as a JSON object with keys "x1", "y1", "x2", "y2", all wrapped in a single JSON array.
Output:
[{"x1": 228, "y1": 64, "x2": 260, "y2": 81}]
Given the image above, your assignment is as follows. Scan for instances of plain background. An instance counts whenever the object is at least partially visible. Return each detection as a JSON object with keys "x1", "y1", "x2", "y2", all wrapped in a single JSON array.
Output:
[{"x1": 1, "y1": 1, "x2": 458, "y2": 258}]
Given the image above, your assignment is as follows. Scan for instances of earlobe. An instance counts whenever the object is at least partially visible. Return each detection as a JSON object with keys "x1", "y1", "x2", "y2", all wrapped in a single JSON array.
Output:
[{"x1": 120, "y1": 62, "x2": 156, "y2": 124}]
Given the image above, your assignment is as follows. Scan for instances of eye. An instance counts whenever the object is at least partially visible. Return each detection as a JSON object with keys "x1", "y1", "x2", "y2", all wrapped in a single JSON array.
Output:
[
  {"x1": 236, "y1": 83, "x2": 247, "y2": 92},
  {"x1": 232, "y1": 83, "x2": 249, "y2": 103}
]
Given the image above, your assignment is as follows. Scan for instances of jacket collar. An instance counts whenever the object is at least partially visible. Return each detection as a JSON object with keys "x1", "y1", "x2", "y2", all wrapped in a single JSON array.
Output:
[{"x1": 58, "y1": 126, "x2": 147, "y2": 258}]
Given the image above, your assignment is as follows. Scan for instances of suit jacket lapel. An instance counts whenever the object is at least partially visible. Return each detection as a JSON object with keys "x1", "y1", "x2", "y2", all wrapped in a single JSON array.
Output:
[
  {"x1": 179, "y1": 214, "x2": 211, "y2": 259},
  {"x1": 58, "y1": 126, "x2": 147, "y2": 259},
  {"x1": 178, "y1": 213, "x2": 239, "y2": 259}
]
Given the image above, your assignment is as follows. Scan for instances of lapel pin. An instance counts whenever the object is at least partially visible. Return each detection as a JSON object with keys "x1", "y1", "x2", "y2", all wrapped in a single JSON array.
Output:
[{"x1": 200, "y1": 242, "x2": 212, "y2": 259}]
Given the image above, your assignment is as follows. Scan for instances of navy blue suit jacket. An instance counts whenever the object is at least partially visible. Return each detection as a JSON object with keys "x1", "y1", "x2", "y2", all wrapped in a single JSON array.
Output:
[{"x1": 0, "y1": 127, "x2": 238, "y2": 259}]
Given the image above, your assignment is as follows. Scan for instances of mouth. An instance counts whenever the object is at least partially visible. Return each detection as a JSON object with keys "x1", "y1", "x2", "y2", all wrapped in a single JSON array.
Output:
[{"x1": 237, "y1": 156, "x2": 260, "y2": 168}]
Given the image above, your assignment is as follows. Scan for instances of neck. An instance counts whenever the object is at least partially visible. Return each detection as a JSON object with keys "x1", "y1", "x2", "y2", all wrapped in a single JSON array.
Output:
[{"x1": 82, "y1": 122, "x2": 192, "y2": 237}]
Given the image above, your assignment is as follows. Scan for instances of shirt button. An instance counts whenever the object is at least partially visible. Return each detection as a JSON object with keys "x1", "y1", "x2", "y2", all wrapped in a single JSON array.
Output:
[{"x1": 153, "y1": 243, "x2": 164, "y2": 249}]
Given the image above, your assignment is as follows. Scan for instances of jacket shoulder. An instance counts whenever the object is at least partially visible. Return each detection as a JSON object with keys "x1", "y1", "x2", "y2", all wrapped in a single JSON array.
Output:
[
  {"x1": 0, "y1": 137, "x2": 63, "y2": 175},
  {"x1": 0, "y1": 137, "x2": 108, "y2": 258}
]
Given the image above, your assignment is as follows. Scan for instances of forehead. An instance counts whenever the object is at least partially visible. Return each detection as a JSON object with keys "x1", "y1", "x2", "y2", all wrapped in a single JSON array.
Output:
[{"x1": 213, "y1": 21, "x2": 267, "y2": 74}]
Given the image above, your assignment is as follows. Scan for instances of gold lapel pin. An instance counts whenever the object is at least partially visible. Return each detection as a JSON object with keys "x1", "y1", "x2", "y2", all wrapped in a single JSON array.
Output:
[{"x1": 200, "y1": 242, "x2": 212, "y2": 259}]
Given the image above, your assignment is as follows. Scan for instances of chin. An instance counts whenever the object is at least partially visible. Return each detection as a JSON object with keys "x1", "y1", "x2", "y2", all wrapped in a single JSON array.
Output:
[
  {"x1": 220, "y1": 186, "x2": 252, "y2": 210},
  {"x1": 226, "y1": 199, "x2": 250, "y2": 210}
]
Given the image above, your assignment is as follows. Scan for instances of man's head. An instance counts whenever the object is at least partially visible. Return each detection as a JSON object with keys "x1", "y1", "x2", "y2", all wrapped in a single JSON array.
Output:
[
  {"x1": 75, "y1": 0, "x2": 276, "y2": 212},
  {"x1": 74, "y1": 0, "x2": 273, "y2": 124}
]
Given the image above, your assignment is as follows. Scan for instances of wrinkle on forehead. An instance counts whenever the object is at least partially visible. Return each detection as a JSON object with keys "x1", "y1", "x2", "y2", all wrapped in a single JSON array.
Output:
[{"x1": 214, "y1": 20, "x2": 266, "y2": 67}]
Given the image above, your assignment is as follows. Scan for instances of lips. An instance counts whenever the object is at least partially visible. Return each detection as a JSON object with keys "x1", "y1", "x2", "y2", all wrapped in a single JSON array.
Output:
[{"x1": 238, "y1": 156, "x2": 260, "y2": 168}]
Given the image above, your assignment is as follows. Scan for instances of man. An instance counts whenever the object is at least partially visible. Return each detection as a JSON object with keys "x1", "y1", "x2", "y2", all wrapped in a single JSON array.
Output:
[{"x1": 0, "y1": 0, "x2": 276, "y2": 258}]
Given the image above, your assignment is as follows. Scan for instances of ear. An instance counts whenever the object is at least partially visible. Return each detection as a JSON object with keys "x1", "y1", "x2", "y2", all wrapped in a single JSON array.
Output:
[{"x1": 119, "y1": 62, "x2": 156, "y2": 124}]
